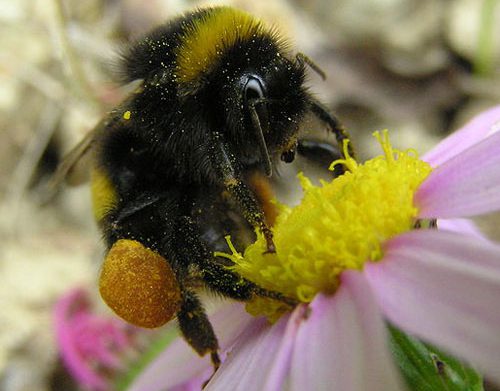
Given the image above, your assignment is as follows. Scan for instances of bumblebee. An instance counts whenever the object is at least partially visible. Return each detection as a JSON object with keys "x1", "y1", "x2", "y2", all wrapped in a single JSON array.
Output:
[{"x1": 54, "y1": 6, "x2": 354, "y2": 369}]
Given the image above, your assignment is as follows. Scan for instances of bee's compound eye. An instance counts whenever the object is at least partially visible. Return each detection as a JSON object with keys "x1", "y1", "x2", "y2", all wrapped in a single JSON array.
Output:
[
  {"x1": 244, "y1": 76, "x2": 265, "y2": 101},
  {"x1": 99, "y1": 239, "x2": 182, "y2": 328}
]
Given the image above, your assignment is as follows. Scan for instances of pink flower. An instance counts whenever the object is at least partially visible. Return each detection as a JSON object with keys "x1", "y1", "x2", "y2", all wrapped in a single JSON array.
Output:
[
  {"x1": 129, "y1": 106, "x2": 500, "y2": 390},
  {"x1": 54, "y1": 288, "x2": 140, "y2": 390},
  {"x1": 127, "y1": 302, "x2": 255, "y2": 391}
]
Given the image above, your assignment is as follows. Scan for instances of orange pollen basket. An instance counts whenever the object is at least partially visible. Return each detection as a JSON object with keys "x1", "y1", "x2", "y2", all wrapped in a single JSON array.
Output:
[{"x1": 99, "y1": 239, "x2": 182, "y2": 328}]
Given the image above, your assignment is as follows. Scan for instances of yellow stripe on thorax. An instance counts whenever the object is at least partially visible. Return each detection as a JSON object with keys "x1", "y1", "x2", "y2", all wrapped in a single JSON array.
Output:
[
  {"x1": 175, "y1": 7, "x2": 266, "y2": 84},
  {"x1": 91, "y1": 166, "x2": 118, "y2": 221}
]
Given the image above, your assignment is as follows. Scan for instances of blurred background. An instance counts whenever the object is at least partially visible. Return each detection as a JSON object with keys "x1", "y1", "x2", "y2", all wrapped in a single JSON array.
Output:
[{"x1": 1, "y1": 0, "x2": 499, "y2": 390}]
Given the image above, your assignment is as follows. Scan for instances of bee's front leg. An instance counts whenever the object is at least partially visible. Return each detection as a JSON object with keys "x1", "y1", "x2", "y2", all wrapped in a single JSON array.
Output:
[{"x1": 210, "y1": 133, "x2": 275, "y2": 253}]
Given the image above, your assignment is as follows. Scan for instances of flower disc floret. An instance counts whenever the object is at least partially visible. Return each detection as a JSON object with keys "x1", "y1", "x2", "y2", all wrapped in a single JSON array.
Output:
[{"x1": 220, "y1": 131, "x2": 432, "y2": 315}]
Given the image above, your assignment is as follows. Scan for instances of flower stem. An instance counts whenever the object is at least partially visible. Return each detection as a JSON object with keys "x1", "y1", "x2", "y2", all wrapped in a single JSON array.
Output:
[{"x1": 474, "y1": 0, "x2": 499, "y2": 76}]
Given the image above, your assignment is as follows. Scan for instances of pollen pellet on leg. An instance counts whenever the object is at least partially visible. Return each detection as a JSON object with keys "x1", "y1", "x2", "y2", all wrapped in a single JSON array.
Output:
[{"x1": 99, "y1": 239, "x2": 182, "y2": 328}]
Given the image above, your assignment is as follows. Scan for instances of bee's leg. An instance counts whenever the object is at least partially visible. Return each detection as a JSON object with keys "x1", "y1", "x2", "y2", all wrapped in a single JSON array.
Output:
[
  {"x1": 203, "y1": 259, "x2": 298, "y2": 307},
  {"x1": 173, "y1": 216, "x2": 296, "y2": 306},
  {"x1": 209, "y1": 133, "x2": 275, "y2": 252},
  {"x1": 296, "y1": 139, "x2": 345, "y2": 177},
  {"x1": 177, "y1": 289, "x2": 221, "y2": 370},
  {"x1": 307, "y1": 98, "x2": 356, "y2": 161},
  {"x1": 103, "y1": 200, "x2": 223, "y2": 369},
  {"x1": 295, "y1": 54, "x2": 355, "y2": 160},
  {"x1": 200, "y1": 257, "x2": 298, "y2": 307},
  {"x1": 202, "y1": 254, "x2": 295, "y2": 304}
]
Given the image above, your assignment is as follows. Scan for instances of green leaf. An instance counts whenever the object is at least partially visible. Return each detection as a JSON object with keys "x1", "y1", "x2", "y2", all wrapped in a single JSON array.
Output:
[{"x1": 388, "y1": 324, "x2": 484, "y2": 391}]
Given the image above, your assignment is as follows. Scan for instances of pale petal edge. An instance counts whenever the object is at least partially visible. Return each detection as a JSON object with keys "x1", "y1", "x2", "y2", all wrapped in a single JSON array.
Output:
[
  {"x1": 290, "y1": 272, "x2": 404, "y2": 391},
  {"x1": 416, "y1": 129, "x2": 500, "y2": 218},
  {"x1": 366, "y1": 229, "x2": 500, "y2": 385},
  {"x1": 423, "y1": 105, "x2": 500, "y2": 167}
]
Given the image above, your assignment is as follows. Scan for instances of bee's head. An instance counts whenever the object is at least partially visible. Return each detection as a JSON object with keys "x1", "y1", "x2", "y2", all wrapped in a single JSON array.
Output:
[
  {"x1": 169, "y1": 7, "x2": 311, "y2": 175},
  {"x1": 202, "y1": 43, "x2": 309, "y2": 175}
]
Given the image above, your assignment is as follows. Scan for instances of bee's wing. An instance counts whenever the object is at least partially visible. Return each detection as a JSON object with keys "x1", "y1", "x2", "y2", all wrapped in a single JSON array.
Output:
[
  {"x1": 53, "y1": 89, "x2": 141, "y2": 188},
  {"x1": 52, "y1": 127, "x2": 97, "y2": 188},
  {"x1": 44, "y1": 89, "x2": 139, "y2": 205},
  {"x1": 44, "y1": 110, "x2": 122, "y2": 203},
  {"x1": 38, "y1": 127, "x2": 96, "y2": 205}
]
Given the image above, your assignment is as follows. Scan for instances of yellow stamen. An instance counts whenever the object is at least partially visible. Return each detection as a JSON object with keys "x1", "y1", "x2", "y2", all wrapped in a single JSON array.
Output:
[{"x1": 220, "y1": 131, "x2": 432, "y2": 319}]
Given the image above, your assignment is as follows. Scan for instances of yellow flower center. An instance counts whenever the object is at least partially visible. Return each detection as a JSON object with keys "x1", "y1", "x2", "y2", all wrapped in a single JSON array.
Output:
[{"x1": 217, "y1": 131, "x2": 432, "y2": 321}]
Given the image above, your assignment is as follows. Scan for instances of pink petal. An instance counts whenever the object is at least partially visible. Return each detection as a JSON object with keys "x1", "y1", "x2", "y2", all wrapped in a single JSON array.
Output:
[
  {"x1": 437, "y1": 218, "x2": 490, "y2": 242},
  {"x1": 128, "y1": 302, "x2": 254, "y2": 391},
  {"x1": 416, "y1": 129, "x2": 500, "y2": 218},
  {"x1": 170, "y1": 373, "x2": 209, "y2": 391},
  {"x1": 423, "y1": 105, "x2": 500, "y2": 167},
  {"x1": 54, "y1": 289, "x2": 108, "y2": 390},
  {"x1": 365, "y1": 229, "x2": 500, "y2": 385},
  {"x1": 206, "y1": 306, "x2": 305, "y2": 391},
  {"x1": 290, "y1": 272, "x2": 404, "y2": 391}
]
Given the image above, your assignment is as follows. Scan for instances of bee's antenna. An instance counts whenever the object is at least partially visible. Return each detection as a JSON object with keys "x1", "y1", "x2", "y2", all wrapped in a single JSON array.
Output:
[
  {"x1": 248, "y1": 99, "x2": 273, "y2": 177},
  {"x1": 296, "y1": 53, "x2": 326, "y2": 81}
]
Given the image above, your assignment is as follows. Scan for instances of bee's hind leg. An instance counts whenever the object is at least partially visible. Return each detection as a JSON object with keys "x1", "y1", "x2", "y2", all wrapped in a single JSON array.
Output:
[{"x1": 177, "y1": 288, "x2": 220, "y2": 370}]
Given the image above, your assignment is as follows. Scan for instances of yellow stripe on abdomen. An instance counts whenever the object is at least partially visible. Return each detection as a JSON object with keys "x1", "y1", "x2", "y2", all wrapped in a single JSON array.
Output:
[{"x1": 90, "y1": 166, "x2": 118, "y2": 222}]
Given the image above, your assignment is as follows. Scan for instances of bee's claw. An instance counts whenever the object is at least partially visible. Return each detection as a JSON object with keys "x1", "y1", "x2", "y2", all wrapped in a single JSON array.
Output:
[
  {"x1": 211, "y1": 351, "x2": 221, "y2": 370},
  {"x1": 202, "y1": 351, "x2": 221, "y2": 388},
  {"x1": 262, "y1": 227, "x2": 276, "y2": 254},
  {"x1": 263, "y1": 243, "x2": 276, "y2": 254}
]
